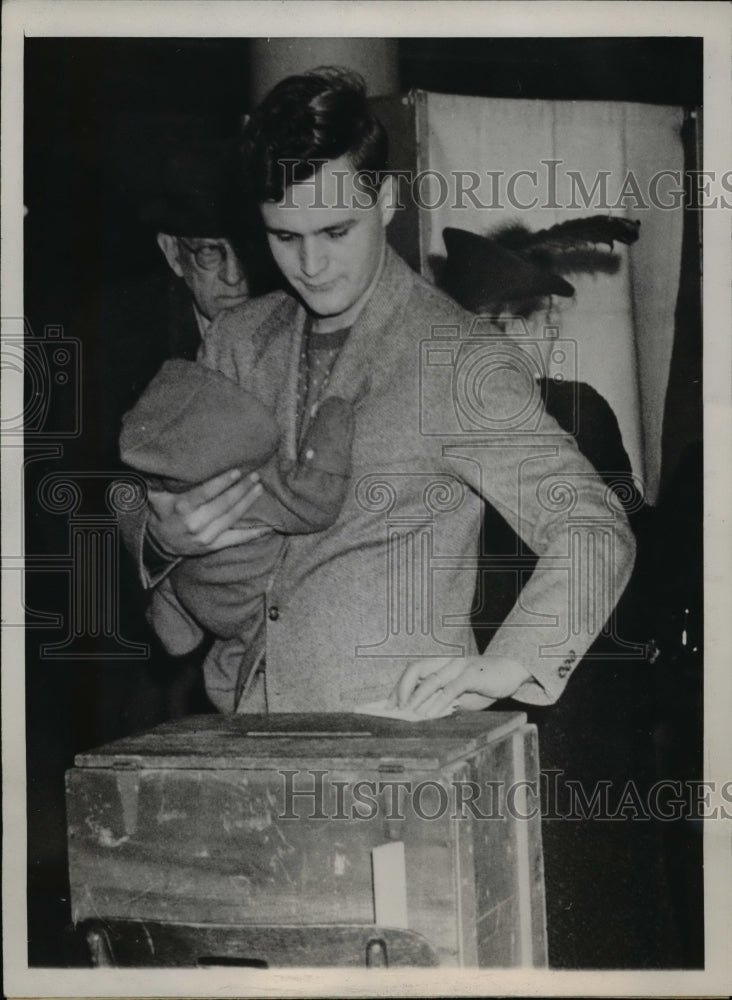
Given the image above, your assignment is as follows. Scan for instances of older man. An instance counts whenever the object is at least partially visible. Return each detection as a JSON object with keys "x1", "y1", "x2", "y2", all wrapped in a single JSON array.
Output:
[
  {"x1": 101, "y1": 133, "x2": 270, "y2": 718},
  {"x1": 132, "y1": 137, "x2": 256, "y2": 380},
  {"x1": 150, "y1": 138, "x2": 253, "y2": 341},
  {"x1": 126, "y1": 69, "x2": 636, "y2": 716},
  {"x1": 90, "y1": 135, "x2": 261, "y2": 467},
  {"x1": 95, "y1": 134, "x2": 281, "y2": 464}
]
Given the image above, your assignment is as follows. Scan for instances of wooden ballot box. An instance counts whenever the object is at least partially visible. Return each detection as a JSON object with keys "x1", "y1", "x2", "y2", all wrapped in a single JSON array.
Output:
[{"x1": 66, "y1": 712, "x2": 546, "y2": 968}]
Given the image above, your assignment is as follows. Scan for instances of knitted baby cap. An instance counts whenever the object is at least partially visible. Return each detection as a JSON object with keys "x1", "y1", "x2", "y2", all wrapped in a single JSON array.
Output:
[{"x1": 120, "y1": 358, "x2": 280, "y2": 488}]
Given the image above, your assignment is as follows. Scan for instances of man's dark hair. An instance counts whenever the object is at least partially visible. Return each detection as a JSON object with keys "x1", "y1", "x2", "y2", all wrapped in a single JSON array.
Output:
[{"x1": 242, "y1": 66, "x2": 389, "y2": 202}]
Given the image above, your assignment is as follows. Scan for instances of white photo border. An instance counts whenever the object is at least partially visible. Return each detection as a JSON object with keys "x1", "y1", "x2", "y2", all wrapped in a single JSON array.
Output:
[{"x1": 3, "y1": 1, "x2": 731, "y2": 996}]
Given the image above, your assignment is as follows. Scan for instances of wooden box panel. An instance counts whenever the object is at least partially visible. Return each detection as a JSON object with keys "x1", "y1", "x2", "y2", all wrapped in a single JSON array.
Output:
[
  {"x1": 66, "y1": 712, "x2": 546, "y2": 967},
  {"x1": 82, "y1": 920, "x2": 441, "y2": 968}
]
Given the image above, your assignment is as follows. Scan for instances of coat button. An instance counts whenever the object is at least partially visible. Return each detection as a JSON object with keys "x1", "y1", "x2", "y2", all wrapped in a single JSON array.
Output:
[{"x1": 268, "y1": 606, "x2": 280, "y2": 621}]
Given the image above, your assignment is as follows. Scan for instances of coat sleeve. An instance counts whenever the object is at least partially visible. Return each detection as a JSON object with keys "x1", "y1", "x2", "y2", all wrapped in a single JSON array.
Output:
[
  {"x1": 440, "y1": 350, "x2": 637, "y2": 705},
  {"x1": 116, "y1": 486, "x2": 182, "y2": 589}
]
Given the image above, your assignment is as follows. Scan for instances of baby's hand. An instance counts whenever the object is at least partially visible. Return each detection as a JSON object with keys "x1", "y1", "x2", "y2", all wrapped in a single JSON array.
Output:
[{"x1": 388, "y1": 655, "x2": 531, "y2": 719}]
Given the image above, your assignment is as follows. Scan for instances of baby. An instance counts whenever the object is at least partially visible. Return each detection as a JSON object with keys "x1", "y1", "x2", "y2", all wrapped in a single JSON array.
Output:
[{"x1": 120, "y1": 357, "x2": 354, "y2": 656}]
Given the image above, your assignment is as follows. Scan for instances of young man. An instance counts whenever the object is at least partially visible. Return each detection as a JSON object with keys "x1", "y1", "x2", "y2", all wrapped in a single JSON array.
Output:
[{"x1": 133, "y1": 68, "x2": 636, "y2": 715}]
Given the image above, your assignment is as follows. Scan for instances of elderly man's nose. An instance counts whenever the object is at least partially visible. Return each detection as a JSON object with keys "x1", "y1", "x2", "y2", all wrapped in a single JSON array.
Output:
[{"x1": 221, "y1": 247, "x2": 246, "y2": 285}]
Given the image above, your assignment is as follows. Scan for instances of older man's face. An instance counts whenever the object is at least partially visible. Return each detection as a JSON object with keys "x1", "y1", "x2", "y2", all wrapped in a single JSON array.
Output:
[{"x1": 158, "y1": 235, "x2": 250, "y2": 322}]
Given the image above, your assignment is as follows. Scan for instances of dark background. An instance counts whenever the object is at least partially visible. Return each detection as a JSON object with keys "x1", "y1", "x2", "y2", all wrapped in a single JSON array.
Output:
[{"x1": 24, "y1": 37, "x2": 703, "y2": 969}]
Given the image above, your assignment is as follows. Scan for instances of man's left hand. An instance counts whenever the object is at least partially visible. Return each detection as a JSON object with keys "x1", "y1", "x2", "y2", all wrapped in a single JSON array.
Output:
[{"x1": 390, "y1": 655, "x2": 532, "y2": 719}]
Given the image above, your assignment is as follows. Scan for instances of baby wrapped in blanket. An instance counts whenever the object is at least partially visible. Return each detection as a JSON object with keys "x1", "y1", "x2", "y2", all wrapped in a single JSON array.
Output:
[{"x1": 120, "y1": 358, "x2": 353, "y2": 657}]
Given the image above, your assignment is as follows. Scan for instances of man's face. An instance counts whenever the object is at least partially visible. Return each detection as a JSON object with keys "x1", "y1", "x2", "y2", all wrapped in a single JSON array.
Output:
[
  {"x1": 260, "y1": 155, "x2": 395, "y2": 332},
  {"x1": 158, "y1": 235, "x2": 250, "y2": 322}
]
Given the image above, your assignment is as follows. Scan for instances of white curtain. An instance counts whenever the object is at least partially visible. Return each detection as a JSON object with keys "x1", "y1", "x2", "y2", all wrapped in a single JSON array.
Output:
[{"x1": 414, "y1": 93, "x2": 685, "y2": 505}]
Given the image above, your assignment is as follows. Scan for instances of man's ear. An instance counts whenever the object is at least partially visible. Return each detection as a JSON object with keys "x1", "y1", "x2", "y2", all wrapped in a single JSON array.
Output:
[
  {"x1": 377, "y1": 173, "x2": 397, "y2": 229},
  {"x1": 156, "y1": 233, "x2": 185, "y2": 278}
]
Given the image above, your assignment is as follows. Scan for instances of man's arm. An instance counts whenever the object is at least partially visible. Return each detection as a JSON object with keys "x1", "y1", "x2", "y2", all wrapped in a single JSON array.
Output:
[{"x1": 394, "y1": 373, "x2": 637, "y2": 716}]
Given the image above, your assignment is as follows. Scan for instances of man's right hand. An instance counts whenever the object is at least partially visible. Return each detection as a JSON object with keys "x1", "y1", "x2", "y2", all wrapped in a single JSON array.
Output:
[{"x1": 146, "y1": 469, "x2": 268, "y2": 557}]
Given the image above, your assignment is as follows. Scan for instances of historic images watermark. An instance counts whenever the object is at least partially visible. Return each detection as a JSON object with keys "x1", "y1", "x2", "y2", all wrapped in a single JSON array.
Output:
[
  {"x1": 278, "y1": 768, "x2": 732, "y2": 823},
  {"x1": 274, "y1": 159, "x2": 732, "y2": 212}
]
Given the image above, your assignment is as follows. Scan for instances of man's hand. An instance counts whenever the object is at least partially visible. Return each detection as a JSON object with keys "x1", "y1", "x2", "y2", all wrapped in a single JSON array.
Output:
[
  {"x1": 147, "y1": 469, "x2": 269, "y2": 557},
  {"x1": 389, "y1": 655, "x2": 532, "y2": 719}
]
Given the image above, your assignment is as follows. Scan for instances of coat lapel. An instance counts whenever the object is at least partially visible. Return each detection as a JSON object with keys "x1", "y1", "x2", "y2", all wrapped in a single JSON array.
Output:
[
  {"x1": 325, "y1": 246, "x2": 415, "y2": 404},
  {"x1": 268, "y1": 246, "x2": 415, "y2": 462},
  {"x1": 251, "y1": 295, "x2": 307, "y2": 462}
]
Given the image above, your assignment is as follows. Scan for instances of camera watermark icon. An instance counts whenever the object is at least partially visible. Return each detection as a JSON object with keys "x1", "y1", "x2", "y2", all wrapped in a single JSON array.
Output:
[
  {"x1": 420, "y1": 317, "x2": 577, "y2": 438},
  {"x1": 1, "y1": 317, "x2": 82, "y2": 439},
  {"x1": 352, "y1": 401, "x2": 643, "y2": 663}
]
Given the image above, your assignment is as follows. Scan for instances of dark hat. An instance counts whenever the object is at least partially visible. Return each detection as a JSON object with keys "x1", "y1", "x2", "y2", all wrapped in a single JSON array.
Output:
[
  {"x1": 141, "y1": 135, "x2": 244, "y2": 237},
  {"x1": 442, "y1": 226, "x2": 575, "y2": 315}
]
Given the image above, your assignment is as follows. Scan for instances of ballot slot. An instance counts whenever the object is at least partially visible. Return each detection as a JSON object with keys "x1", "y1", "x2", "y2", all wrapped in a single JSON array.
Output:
[
  {"x1": 245, "y1": 731, "x2": 373, "y2": 737},
  {"x1": 197, "y1": 955, "x2": 268, "y2": 968}
]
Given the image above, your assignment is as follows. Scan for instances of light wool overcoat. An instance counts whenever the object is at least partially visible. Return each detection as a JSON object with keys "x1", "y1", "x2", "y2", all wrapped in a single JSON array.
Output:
[{"x1": 123, "y1": 247, "x2": 636, "y2": 712}]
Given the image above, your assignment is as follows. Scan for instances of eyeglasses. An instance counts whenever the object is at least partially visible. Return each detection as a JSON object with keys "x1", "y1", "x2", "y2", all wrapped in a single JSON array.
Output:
[{"x1": 178, "y1": 239, "x2": 232, "y2": 271}]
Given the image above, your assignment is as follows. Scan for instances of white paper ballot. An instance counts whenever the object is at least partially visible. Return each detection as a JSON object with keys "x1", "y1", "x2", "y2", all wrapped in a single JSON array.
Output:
[{"x1": 354, "y1": 696, "x2": 457, "y2": 721}]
